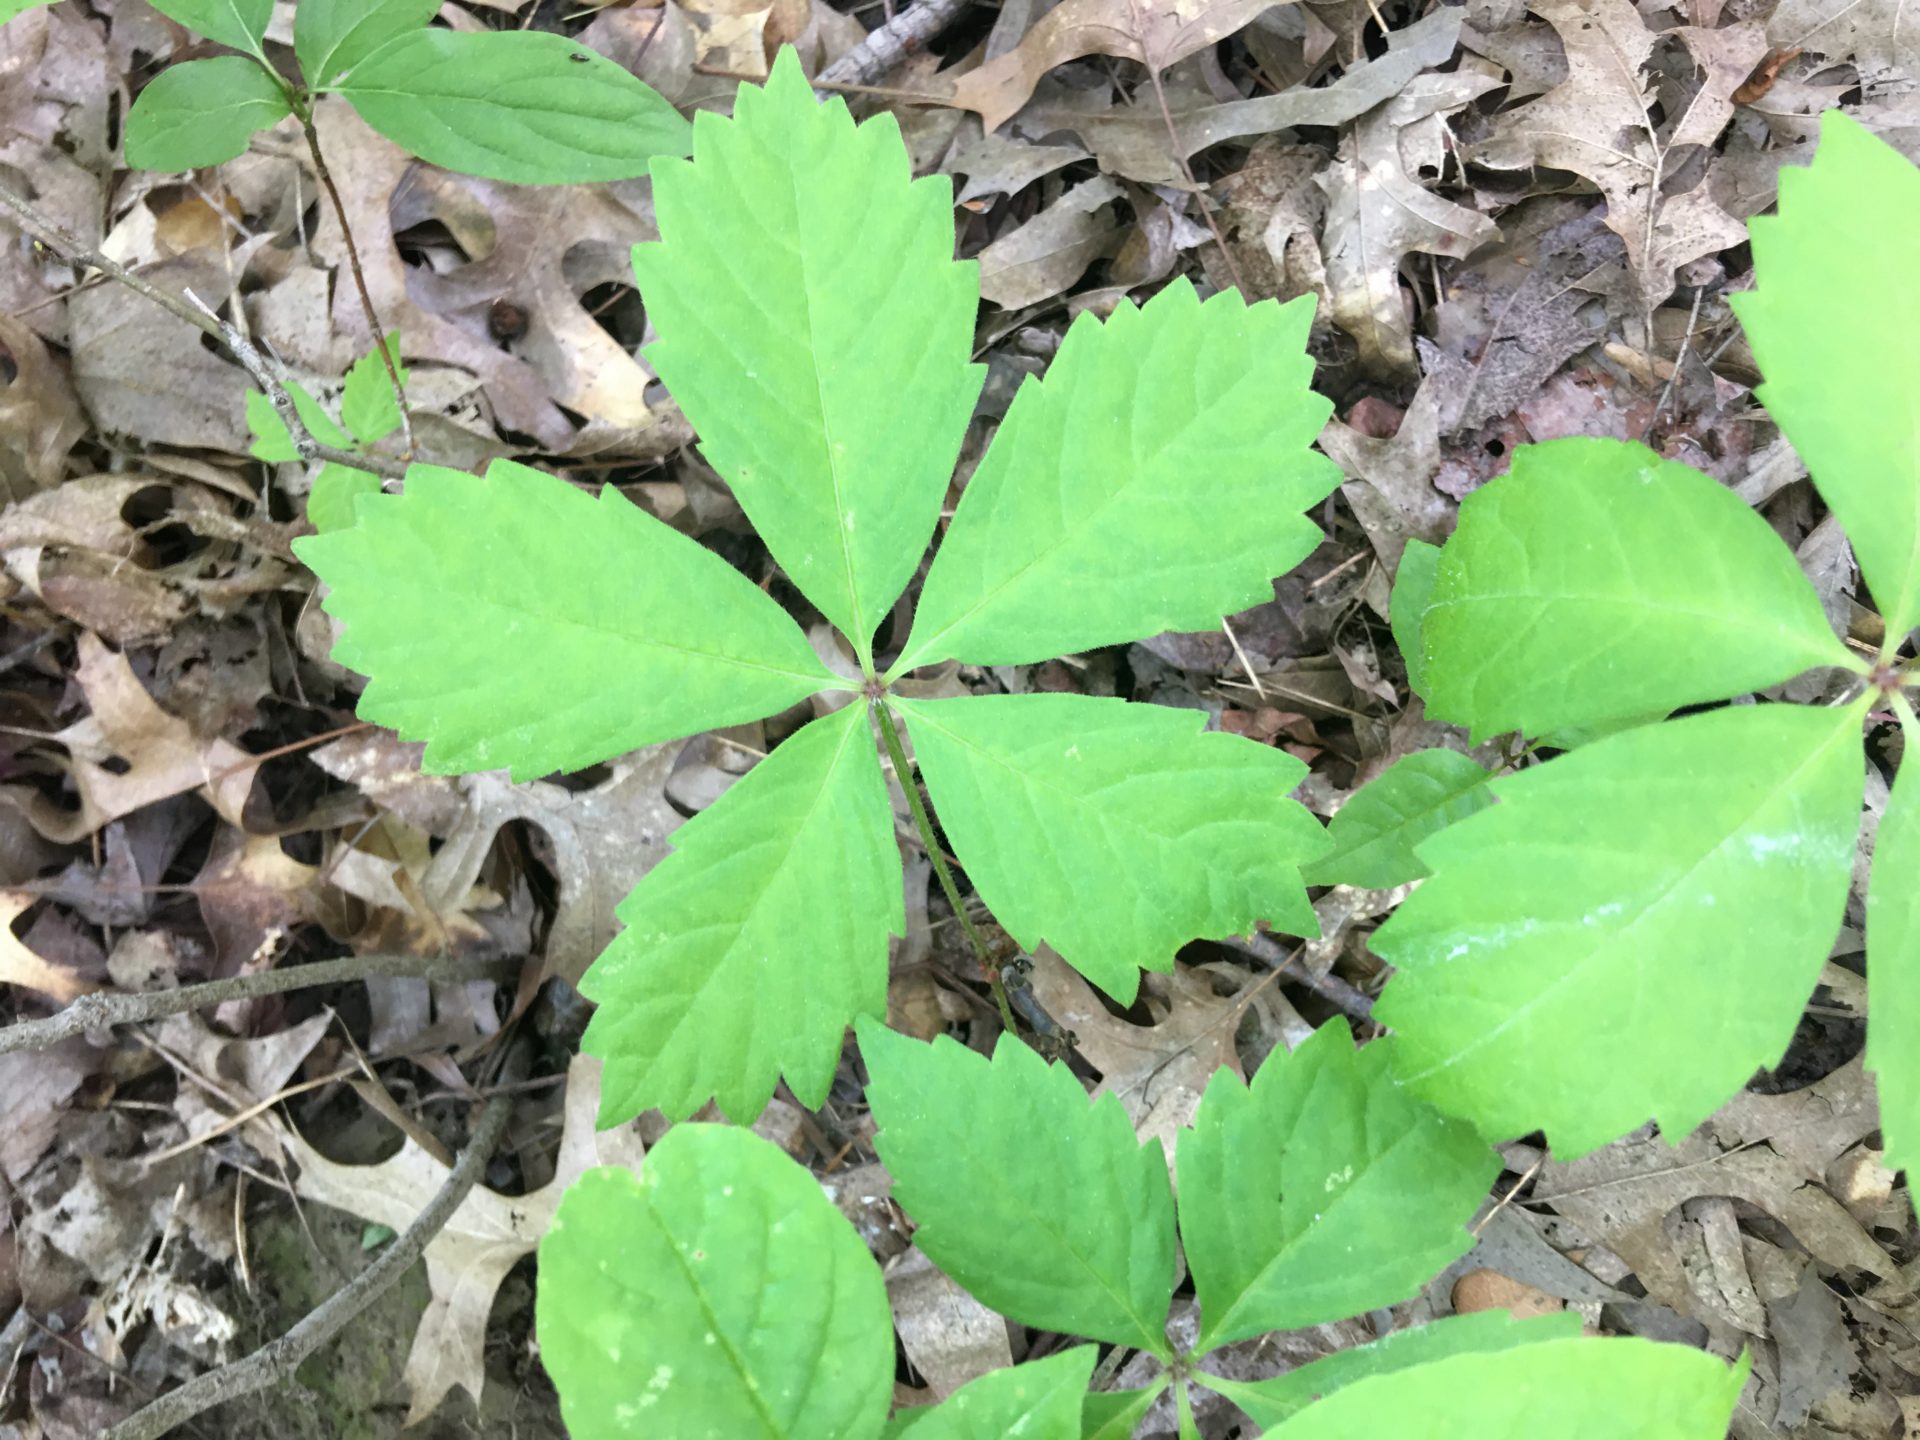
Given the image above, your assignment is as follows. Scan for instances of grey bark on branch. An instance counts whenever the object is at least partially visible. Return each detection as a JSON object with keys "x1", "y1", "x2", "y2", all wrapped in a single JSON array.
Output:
[
  {"x1": 99, "y1": 1042, "x2": 529, "y2": 1440},
  {"x1": 817, "y1": 0, "x2": 970, "y2": 88}
]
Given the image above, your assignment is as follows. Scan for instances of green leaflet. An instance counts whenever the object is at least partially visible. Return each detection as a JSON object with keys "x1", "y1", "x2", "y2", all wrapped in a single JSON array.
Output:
[
  {"x1": 307, "y1": 465, "x2": 381, "y2": 533},
  {"x1": 535, "y1": 1128, "x2": 893, "y2": 1440},
  {"x1": 148, "y1": 0, "x2": 270, "y2": 55},
  {"x1": 1177, "y1": 1024, "x2": 1496, "y2": 1351},
  {"x1": 1081, "y1": 1385, "x2": 1167, "y2": 1440},
  {"x1": 1422, "y1": 438, "x2": 1849, "y2": 740},
  {"x1": 633, "y1": 49, "x2": 982, "y2": 660},
  {"x1": 894, "y1": 693, "x2": 1327, "y2": 1004},
  {"x1": 124, "y1": 57, "x2": 290, "y2": 171},
  {"x1": 295, "y1": 0, "x2": 441, "y2": 86},
  {"x1": 338, "y1": 333, "x2": 407, "y2": 442},
  {"x1": 859, "y1": 1022, "x2": 1177, "y2": 1358},
  {"x1": 888, "y1": 1349, "x2": 1096, "y2": 1440},
  {"x1": 584, "y1": 703, "x2": 900, "y2": 1124},
  {"x1": 1197, "y1": 1312, "x2": 1582, "y2": 1428},
  {"x1": 247, "y1": 381, "x2": 354, "y2": 461},
  {"x1": 295, "y1": 460, "x2": 838, "y2": 780},
  {"x1": 894, "y1": 281, "x2": 1339, "y2": 672},
  {"x1": 1734, "y1": 113, "x2": 1920, "y2": 642},
  {"x1": 1301, "y1": 748, "x2": 1492, "y2": 890},
  {"x1": 1390, "y1": 538, "x2": 1440, "y2": 700},
  {"x1": 335, "y1": 30, "x2": 690, "y2": 185},
  {"x1": 1374, "y1": 701, "x2": 1865, "y2": 1156},
  {"x1": 1867, "y1": 739, "x2": 1920, "y2": 1181},
  {"x1": 1256, "y1": 1336, "x2": 1744, "y2": 1439}
]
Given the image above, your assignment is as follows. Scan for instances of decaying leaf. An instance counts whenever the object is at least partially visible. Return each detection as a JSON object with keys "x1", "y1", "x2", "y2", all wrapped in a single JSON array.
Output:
[
  {"x1": 1467, "y1": 0, "x2": 1767, "y2": 305},
  {"x1": 977, "y1": 176, "x2": 1127, "y2": 308},
  {"x1": 1770, "y1": 0, "x2": 1919, "y2": 78},
  {"x1": 0, "y1": 313, "x2": 86, "y2": 498}
]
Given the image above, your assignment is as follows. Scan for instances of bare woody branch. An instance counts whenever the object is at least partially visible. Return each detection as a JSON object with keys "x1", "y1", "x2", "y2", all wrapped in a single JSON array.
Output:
[{"x1": 817, "y1": 0, "x2": 970, "y2": 88}]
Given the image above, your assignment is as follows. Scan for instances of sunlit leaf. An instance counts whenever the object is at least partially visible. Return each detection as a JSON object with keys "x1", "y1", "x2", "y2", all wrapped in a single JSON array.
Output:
[
  {"x1": 860, "y1": 1022, "x2": 1177, "y2": 1358},
  {"x1": 896, "y1": 282, "x2": 1339, "y2": 671},
  {"x1": 1734, "y1": 111, "x2": 1920, "y2": 642},
  {"x1": 1179, "y1": 1024, "x2": 1496, "y2": 1351},
  {"x1": 1391, "y1": 537, "x2": 1440, "y2": 700},
  {"x1": 895, "y1": 693, "x2": 1326, "y2": 1004},
  {"x1": 633, "y1": 49, "x2": 982, "y2": 658},
  {"x1": 1256, "y1": 1337, "x2": 1744, "y2": 1439},
  {"x1": 338, "y1": 333, "x2": 408, "y2": 442},
  {"x1": 1374, "y1": 702, "x2": 1864, "y2": 1156},
  {"x1": 1422, "y1": 438, "x2": 1849, "y2": 740},
  {"x1": 1867, "y1": 740, "x2": 1920, "y2": 1181},
  {"x1": 247, "y1": 379, "x2": 353, "y2": 462},
  {"x1": 1301, "y1": 748, "x2": 1492, "y2": 890},
  {"x1": 337, "y1": 29, "x2": 690, "y2": 185},
  {"x1": 1197, "y1": 1312, "x2": 1582, "y2": 1428},
  {"x1": 294, "y1": 460, "x2": 838, "y2": 780},
  {"x1": 307, "y1": 465, "x2": 381, "y2": 534},
  {"x1": 584, "y1": 704, "x2": 901, "y2": 1123},
  {"x1": 889, "y1": 1349, "x2": 1096, "y2": 1439},
  {"x1": 536, "y1": 1128, "x2": 892, "y2": 1440},
  {"x1": 124, "y1": 57, "x2": 290, "y2": 170}
]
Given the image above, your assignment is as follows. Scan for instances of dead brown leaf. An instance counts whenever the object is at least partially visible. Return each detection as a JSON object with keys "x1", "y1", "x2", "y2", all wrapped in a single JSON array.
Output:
[
  {"x1": 977, "y1": 176, "x2": 1126, "y2": 308},
  {"x1": 0, "y1": 314, "x2": 87, "y2": 499}
]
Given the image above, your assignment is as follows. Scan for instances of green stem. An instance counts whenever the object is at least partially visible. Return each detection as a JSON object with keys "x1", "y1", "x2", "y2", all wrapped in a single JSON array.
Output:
[{"x1": 871, "y1": 697, "x2": 1019, "y2": 1034}]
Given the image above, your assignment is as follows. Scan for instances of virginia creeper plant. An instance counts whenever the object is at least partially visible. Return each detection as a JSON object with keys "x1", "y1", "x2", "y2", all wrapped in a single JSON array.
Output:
[
  {"x1": 534, "y1": 1021, "x2": 1748, "y2": 1437},
  {"x1": 247, "y1": 333, "x2": 400, "y2": 530},
  {"x1": 1366, "y1": 112, "x2": 1920, "y2": 1170},
  {"x1": 297, "y1": 50, "x2": 1341, "y2": 1126},
  {"x1": 113, "y1": 0, "x2": 690, "y2": 181}
]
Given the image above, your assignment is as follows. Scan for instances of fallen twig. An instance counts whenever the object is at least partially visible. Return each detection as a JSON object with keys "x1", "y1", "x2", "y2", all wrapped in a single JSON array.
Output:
[
  {"x1": 1228, "y1": 930, "x2": 1377, "y2": 1023},
  {"x1": 100, "y1": 1043, "x2": 528, "y2": 1440},
  {"x1": 817, "y1": 0, "x2": 969, "y2": 89},
  {"x1": 0, "y1": 951, "x2": 515, "y2": 1057},
  {"x1": 0, "y1": 177, "x2": 408, "y2": 482}
]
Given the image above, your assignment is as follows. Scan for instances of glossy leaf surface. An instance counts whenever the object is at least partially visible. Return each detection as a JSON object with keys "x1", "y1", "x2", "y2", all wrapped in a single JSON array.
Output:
[
  {"x1": 1301, "y1": 748, "x2": 1492, "y2": 890},
  {"x1": 295, "y1": 460, "x2": 837, "y2": 780},
  {"x1": 1422, "y1": 438, "x2": 1847, "y2": 740},
  {"x1": 1734, "y1": 112, "x2": 1920, "y2": 642},
  {"x1": 634, "y1": 49, "x2": 981, "y2": 656},
  {"x1": 1257, "y1": 1337, "x2": 1744, "y2": 1439},
  {"x1": 897, "y1": 693, "x2": 1326, "y2": 1004},
  {"x1": 1374, "y1": 702, "x2": 1864, "y2": 1155},
  {"x1": 897, "y1": 282, "x2": 1339, "y2": 671},
  {"x1": 583, "y1": 704, "x2": 900, "y2": 1123},
  {"x1": 536, "y1": 1127, "x2": 892, "y2": 1440},
  {"x1": 338, "y1": 30, "x2": 690, "y2": 184},
  {"x1": 860, "y1": 1023, "x2": 1177, "y2": 1358},
  {"x1": 124, "y1": 57, "x2": 290, "y2": 170},
  {"x1": 1179, "y1": 1024, "x2": 1496, "y2": 1350}
]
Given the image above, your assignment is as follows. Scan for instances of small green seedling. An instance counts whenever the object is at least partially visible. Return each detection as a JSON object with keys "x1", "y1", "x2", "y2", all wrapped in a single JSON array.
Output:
[
  {"x1": 114, "y1": 0, "x2": 689, "y2": 182},
  {"x1": 535, "y1": 1021, "x2": 1748, "y2": 1437},
  {"x1": 246, "y1": 334, "x2": 403, "y2": 532},
  {"x1": 297, "y1": 51, "x2": 1342, "y2": 1126},
  {"x1": 1369, "y1": 112, "x2": 1920, "y2": 1167}
]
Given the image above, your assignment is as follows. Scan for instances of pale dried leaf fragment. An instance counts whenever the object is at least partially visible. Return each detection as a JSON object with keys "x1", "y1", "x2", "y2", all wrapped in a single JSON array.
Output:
[
  {"x1": 0, "y1": 890, "x2": 96, "y2": 1003},
  {"x1": 888, "y1": 1245, "x2": 1015, "y2": 1402},
  {"x1": 1769, "y1": 0, "x2": 1919, "y2": 78},
  {"x1": 952, "y1": 0, "x2": 1294, "y2": 132},
  {"x1": 1467, "y1": 0, "x2": 1767, "y2": 304},
  {"x1": 0, "y1": 313, "x2": 86, "y2": 498},
  {"x1": 1319, "y1": 72, "x2": 1501, "y2": 378}
]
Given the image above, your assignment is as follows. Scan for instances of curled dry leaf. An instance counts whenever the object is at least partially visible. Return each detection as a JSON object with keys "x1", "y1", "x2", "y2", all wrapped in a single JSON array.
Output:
[
  {"x1": 0, "y1": 890, "x2": 97, "y2": 1004},
  {"x1": 0, "y1": 313, "x2": 86, "y2": 499},
  {"x1": 1467, "y1": 0, "x2": 1768, "y2": 305},
  {"x1": 953, "y1": 0, "x2": 1297, "y2": 132}
]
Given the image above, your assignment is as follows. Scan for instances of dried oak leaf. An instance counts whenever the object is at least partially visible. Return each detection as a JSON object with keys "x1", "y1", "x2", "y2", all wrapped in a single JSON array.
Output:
[
  {"x1": 953, "y1": 0, "x2": 1296, "y2": 132},
  {"x1": 0, "y1": 314, "x2": 86, "y2": 499},
  {"x1": 1770, "y1": 0, "x2": 1918, "y2": 78},
  {"x1": 1466, "y1": 0, "x2": 1767, "y2": 305},
  {"x1": 977, "y1": 176, "x2": 1127, "y2": 308},
  {"x1": 282, "y1": 1054, "x2": 649, "y2": 1425}
]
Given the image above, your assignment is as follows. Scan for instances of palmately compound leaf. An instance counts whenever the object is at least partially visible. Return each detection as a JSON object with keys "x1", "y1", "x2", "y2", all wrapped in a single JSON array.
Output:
[
  {"x1": 1300, "y1": 748, "x2": 1492, "y2": 890},
  {"x1": 893, "y1": 693, "x2": 1327, "y2": 1005},
  {"x1": 295, "y1": 0, "x2": 441, "y2": 87},
  {"x1": 294, "y1": 460, "x2": 839, "y2": 781},
  {"x1": 338, "y1": 333, "x2": 408, "y2": 443},
  {"x1": 1081, "y1": 1385, "x2": 1169, "y2": 1440},
  {"x1": 584, "y1": 703, "x2": 901, "y2": 1124},
  {"x1": 1178, "y1": 1024, "x2": 1497, "y2": 1351},
  {"x1": 1422, "y1": 438, "x2": 1850, "y2": 740},
  {"x1": 632, "y1": 50, "x2": 982, "y2": 661},
  {"x1": 894, "y1": 281, "x2": 1339, "y2": 672},
  {"x1": 1734, "y1": 112, "x2": 1920, "y2": 643},
  {"x1": 147, "y1": 0, "x2": 271, "y2": 54},
  {"x1": 124, "y1": 57, "x2": 291, "y2": 170},
  {"x1": 1197, "y1": 1312, "x2": 1582, "y2": 1428},
  {"x1": 1374, "y1": 701, "x2": 1864, "y2": 1156},
  {"x1": 887, "y1": 1349, "x2": 1096, "y2": 1440},
  {"x1": 335, "y1": 29, "x2": 691, "y2": 185},
  {"x1": 307, "y1": 465, "x2": 381, "y2": 534},
  {"x1": 1255, "y1": 1336, "x2": 1744, "y2": 1439},
  {"x1": 1390, "y1": 538, "x2": 1441, "y2": 700},
  {"x1": 536, "y1": 1126, "x2": 892, "y2": 1440},
  {"x1": 859, "y1": 1021, "x2": 1177, "y2": 1358},
  {"x1": 1867, "y1": 742, "x2": 1920, "y2": 1182}
]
